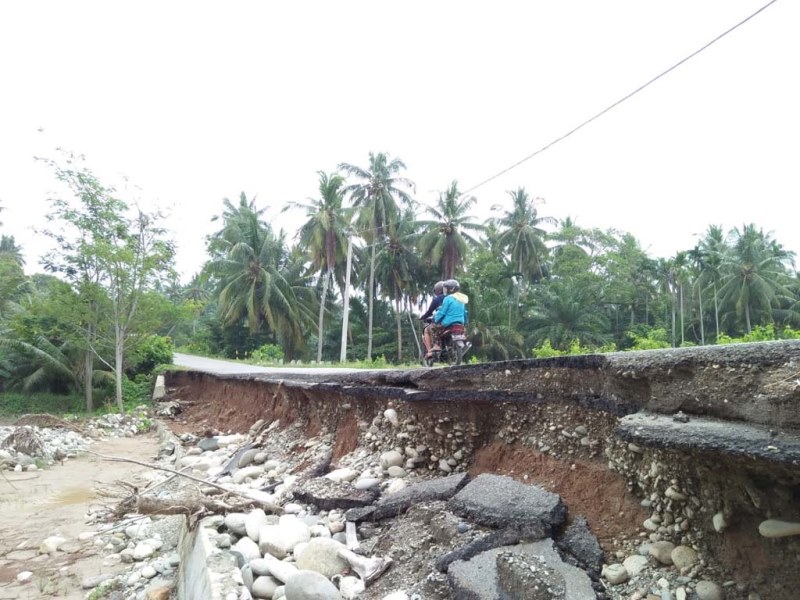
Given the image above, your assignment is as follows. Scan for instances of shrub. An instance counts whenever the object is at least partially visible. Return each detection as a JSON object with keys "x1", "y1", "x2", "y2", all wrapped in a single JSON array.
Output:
[
  {"x1": 627, "y1": 328, "x2": 671, "y2": 350},
  {"x1": 250, "y1": 343, "x2": 285, "y2": 363},
  {"x1": 129, "y1": 335, "x2": 174, "y2": 375}
]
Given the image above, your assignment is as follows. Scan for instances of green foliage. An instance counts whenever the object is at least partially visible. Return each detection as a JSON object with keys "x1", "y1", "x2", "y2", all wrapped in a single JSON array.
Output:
[
  {"x1": 250, "y1": 343, "x2": 285, "y2": 363},
  {"x1": 531, "y1": 338, "x2": 614, "y2": 358},
  {"x1": 717, "y1": 324, "x2": 800, "y2": 344},
  {"x1": 627, "y1": 328, "x2": 671, "y2": 350},
  {"x1": 0, "y1": 392, "x2": 85, "y2": 416},
  {"x1": 128, "y1": 334, "x2": 174, "y2": 375},
  {"x1": 120, "y1": 374, "x2": 153, "y2": 408}
]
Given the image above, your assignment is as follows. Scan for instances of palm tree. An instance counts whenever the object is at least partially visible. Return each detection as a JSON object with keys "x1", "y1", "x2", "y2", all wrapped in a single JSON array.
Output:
[
  {"x1": 694, "y1": 225, "x2": 727, "y2": 340},
  {"x1": 338, "y1": 152, "x2": 414, "y2": 360},
  {"x1": 719, "y1": 224, "x2": 795, "y2": 334},
  {"x1": 284, "y1": 172, "x2": 350, "y2": 362},
  {"x1": 375, "y1": 208, "x2": 422, "y2": 362},
  {"x1": 524, "y1": 280, "x2": 610, "y2": 350},
  {"x1": 492, "y1": 188, "x2": 556, "y2": 283},
  {"x1": 205, "y1": 194, "x2": 307, "y2": 356},
  {"x1": 418, "y1": 181, "x2": 486, "y2": 280}
]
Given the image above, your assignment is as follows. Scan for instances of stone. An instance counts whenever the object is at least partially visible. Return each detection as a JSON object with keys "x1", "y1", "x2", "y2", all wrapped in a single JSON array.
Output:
[
  {"x1": 758, "y1": 519, "x2": 800, "y2": 538},
  {"x1": 295, "y1": 538, "x2": 348, "y2": 578},
  {"x1": 246, "y1": 509, "x2": 269, "y2": 541},
  {"x1": 623, "y1": 554, "x2": 649, "y2": 577},
  {"x1": 379, "y1": 450, "x2": 403, "y2": 470},
  {"x1": 383, "y1": 408, "x2": 399, "y2": 427},
  {"x1": 283, "y1": 570, "x2": 340, "y2": 600},
  {"x1": 266, "y1": 560, "x2": 300, "y2": 584},
  {"x1": 145, "y1": 586, "x2": 173, "y2": 600},
  {"x1": 238, "y1": 448, "x2": 260, "y2": 469},
  {"x1": 198, "y1": 436, "x2": 219, "y2": 451},
  {"x1": 39, "y1": 535, "x2": 66, "y2": 554},
  {"x1": 133, "y1": 542, "x2": 156, "y2": 560},
  {"x1": 670, "y1": 545, "x2": 698, "y2": 570},
  {"x1": 142, "y1": 565, "x2": 157, "y2": 579},
  {"x1": 695, "y1": 580, "x2": 724, "y2": 600},
  {"x1": 81, "y1": 573, "x2": 113, "y2": 589},
  {"x1": 16, "y1": 571, "x2": 33, "y2": 583},
  {"x1": 259, "y1": 516, "x2": 311, "y2": 558},
  {"x1": 292, "y1": 477, "x2": 378, "y2": 511},
  {"x1": 225, "y1": 512, "x2": 248, "y2": 536},
  {"x1": 324, "y1": 468, "x2": 359, "y2": 483},
  {"x1": 353, "y1": 478, "x2": 380, "y2": 490},
  {"x1": 712, "y1": 512, "x2": 727, "y2": 533},
  {"x1": 234, "y1": 466, "x2": 266, "y2": 485},
  {"x1": 648, "y1": 541, "x2": 675, "y2": 565},
  {"x1": 338, "y1": 575, "x2": 366, "y2": 599},
  {"x1": 602, "y1": 563, "x2": 629, "y2": 585},
  {"x1": 387, "y1": 466, "x2": 406, "y2": 478},
  {"x1": 234, "y1": 536, "x2": 262, "y2": 562},
  {"x1": 366, "y1": 473, "x2": 469, "y2": 521},
  {"x1": 252, "y1": 575, "x2": 282, "y2": 599}
]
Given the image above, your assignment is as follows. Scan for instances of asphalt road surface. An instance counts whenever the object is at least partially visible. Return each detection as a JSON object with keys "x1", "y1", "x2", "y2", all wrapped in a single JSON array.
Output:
[{"x1": 173, "y1": 353, "x2": 370, "y2": 376}]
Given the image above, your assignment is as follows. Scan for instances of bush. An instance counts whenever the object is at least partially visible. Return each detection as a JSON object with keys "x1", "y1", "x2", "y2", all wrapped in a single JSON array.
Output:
[
  {"x1": 129, "y1": 335, "x2": 174, "y2": 375},
  {"x1": 717, "y1": 324, "x2": 800, "y2": 345},
  {"x1": 121, "y1": 374, "x2": 153, "y2": 408},
  {"x1": 250, "y1": 343, "x2": 285, "y2": 363},
  {"x1": 626, "y1": 328, "x2": 671, "y2": 350}
]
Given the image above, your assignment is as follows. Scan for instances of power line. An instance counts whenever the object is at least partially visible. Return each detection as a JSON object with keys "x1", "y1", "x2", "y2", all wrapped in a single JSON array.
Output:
[{"x1": 462, "y1": 0, "x2": 781, "y2": 195}]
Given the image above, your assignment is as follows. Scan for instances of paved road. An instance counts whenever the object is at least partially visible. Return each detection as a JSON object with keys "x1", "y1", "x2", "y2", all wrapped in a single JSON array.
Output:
[{"x1": 174, "y1": 353, "x2": 370, "y2": 376}]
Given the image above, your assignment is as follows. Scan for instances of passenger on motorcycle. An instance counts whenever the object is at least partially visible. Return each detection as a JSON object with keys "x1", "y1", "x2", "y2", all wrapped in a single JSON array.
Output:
[
  {"x1": 430, "y1": 279, "x2": 469, "y2": 357},
  {"x1": 420, "y1": 281, "x2": 445, "y2": 359}
]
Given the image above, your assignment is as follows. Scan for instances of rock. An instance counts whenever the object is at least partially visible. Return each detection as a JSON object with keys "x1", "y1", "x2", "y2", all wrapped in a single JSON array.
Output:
[
  {"x1": 141, "y1": 565, "x2": 157, "y2": 579},
  {"x1": 266, "y1": 560, "x2": 300, "y2": 584},
  {"x1": 363, "y1": 473, "x2": 469, "y2": 521},
  {"x1": 145, "y1": 586, "x2": 173, "y2": 600},
  {"x1": 383, "y1": 408, "x2": 399, "y2": 427},
  {"x1": 379, "y1": 451, "x2": 403, "y2": 470},
  {"x1": 283, "y1": 570, "x2": 340, "y2": 600},
  {"x1": 448, "y1": 474, "x2": 565, "y2": 533},
  {"x1": 623, "y1": 554, "x2": 649, "y2": 577},
  {"x1": 225, "y1": 513, "x2": 248, "y2": 536},
  {"x1": 648, "y1": 541, "x2": 675, "y2": 565},
  {"x1": 387, "y1": 466, "x2": 406, "y2": 478},
  {"x1": 246, "y1": 509, "x2": 270, "y2": 541},
  {"x1": 39, "y1": 535, "x2": 66, "y2": 554},
  {"x1": 602, "y1": 563, "x2": 629, "y2": 585},
  {"x1": 695, "y1": 580, "x2": 724, "y2": 600},
  {"x1": 234, "y1": 466, "x2": 266, "y2": 485},
  {"x1": 324, "y1": 468, "x2": 359, "y2": 483},
  {"x1": 198, "y1": 436, "x2": 219, "y2": 451},
  {"x1": 665, "y1": 486, "x2": 687, "y2": 502},
  {"x1": 253, "y1": 575, "x2": 282, "y2": 599},
  {"x1": 758, "y1": 519, "x2": 800, "y2": 538},
  {"x1": 16, "y1": 571, "x2": 33, "y2": 583},
  {"x1": 338, "y1": 576, "x2": 365, "y2": 600},
  {"x1": 234, "y1": 536, "x2": 262, "y2": 562},
  {"x1": 670, "y1": 545, "x2": 698, "y2": 570},
  {"x1": 238, "y1": 448, "x2": 260, "y2": 469},
  {"x1": 133, "y1": 542, "x2": 156, "y2": 560},
  {"x1": 353, "y1": 478, "x2": 380, "y2": 490},
  {"x1": 712, "y1": 512, "x2": 727, "y2": 533},
  {"x1": 259, "y1": 516, "x2": 311, "y2": 558},
  {"x1": 81, "y1": 573, "x2": 113, "y2": 589},
  {"x1": 295, "y1": 538, "x2": 348, "y2": 578}
]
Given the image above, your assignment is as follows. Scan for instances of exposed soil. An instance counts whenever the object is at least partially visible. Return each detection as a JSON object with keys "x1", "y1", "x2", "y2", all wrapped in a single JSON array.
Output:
[
  {"x1": 0, "y1": 434, "x2": 161, "y2": 599},
  {"x1": 470, "y1": 442, "x2": 647, "y2": 548}
]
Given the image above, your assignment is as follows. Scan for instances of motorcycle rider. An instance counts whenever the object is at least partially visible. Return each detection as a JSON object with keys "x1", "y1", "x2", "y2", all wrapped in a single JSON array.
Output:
[
  {"x1": 430, "y1": 279, "x2": 468, "y2": 356},
  {"x1": 420, "y1": 281, "x2": 445, "y2": 359}
]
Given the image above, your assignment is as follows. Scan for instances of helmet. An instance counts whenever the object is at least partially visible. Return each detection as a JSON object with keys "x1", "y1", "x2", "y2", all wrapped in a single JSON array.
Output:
[
  {"x1": 443, "y1": 279, "x2": 460, "y2": 293},
  {"x1": 433, "y1": 281, "x2": 445, "y2": 295}
]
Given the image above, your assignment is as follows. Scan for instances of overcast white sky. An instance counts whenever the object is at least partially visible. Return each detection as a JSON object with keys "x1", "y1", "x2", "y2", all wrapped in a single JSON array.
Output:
[{"x1": 1, "y1": 1, "x2": 797, "y2": 282}]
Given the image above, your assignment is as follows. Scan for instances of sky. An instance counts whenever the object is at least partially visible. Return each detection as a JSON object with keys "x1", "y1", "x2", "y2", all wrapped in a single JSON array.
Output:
[{"x1": 1, "y1": 1, "x2": 798, "y2": 283}]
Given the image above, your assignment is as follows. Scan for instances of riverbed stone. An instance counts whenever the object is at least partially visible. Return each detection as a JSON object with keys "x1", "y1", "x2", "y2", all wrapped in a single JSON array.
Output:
[
  {"x1": 284, "y1": 570, "x2": 340, "y2": 600},
  {"x1": 295, "y1": 538, "x2": 348, "y2": 578}
]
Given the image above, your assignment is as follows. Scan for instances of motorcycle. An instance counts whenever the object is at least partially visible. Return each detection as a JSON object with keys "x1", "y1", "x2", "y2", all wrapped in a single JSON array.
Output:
[{"x1": 420, "y1": 322, "x2": 471, "y2": 367}]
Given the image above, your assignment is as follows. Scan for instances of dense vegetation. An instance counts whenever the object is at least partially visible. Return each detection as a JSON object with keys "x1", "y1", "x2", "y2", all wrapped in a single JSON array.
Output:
[{"x1": 1, "y1": 150, "x2": 799, "y2": 411}]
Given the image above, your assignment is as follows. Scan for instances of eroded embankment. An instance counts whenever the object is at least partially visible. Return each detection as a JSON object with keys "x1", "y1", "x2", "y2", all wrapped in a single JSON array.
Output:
[{"x1": 165, "y1": 341, "x2": 800, "y2": 599}]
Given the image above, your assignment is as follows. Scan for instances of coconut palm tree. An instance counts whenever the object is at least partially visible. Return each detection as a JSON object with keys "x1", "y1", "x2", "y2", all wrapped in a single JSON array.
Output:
[
  {"x1": 283, "y1": 172, "x2": 351, "y2": 362},
  {"x1": 719, "y1": 224, "x2": 795, "y2": 334},
  {"x1": 694, "y1": 225, "x2": 727, "y2": 340},
  {"x1": 375, "y1": 208, "x2": 423, "y2": 362},
  {"x1": 418, "y1": 180, "x2": 486, "y2": 280},
  {"x1": 205, "y1": 194, "x2": 308, "y2": 357},
  {"x1": 338, "y1": 152, "x2": 414, "y2": 360},
  {"x1": 492, "y1": 188, "x2": 556, "y2": 283}
]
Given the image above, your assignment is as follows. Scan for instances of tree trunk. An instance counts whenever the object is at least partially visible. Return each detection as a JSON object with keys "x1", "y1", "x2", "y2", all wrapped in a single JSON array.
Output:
[
  {"x1": 395, "y1": 298, "x2": 403, "y2": 363},
  {"x1": 317, "y1": 269, "x2": 330, "y2": 363},
  {"x1": 698, "y1": 285, "x2": 705, "y2": 345},
  {"x1": 713, "y1": 283, "x2": 720, "y2": 339},
  {"x1": 679, "y1": 283, "x2": 685, "y2": 345},
  {"x1": 367, "y1": 239, "x2": 376, "y2": 361},
  {"x1": 115, "y1": 324, "x2": 124, "y2": 411},
  {"x1": 84, "y1": 350, "x2": 94, "y2": 412},
  {"x1": 340, "y1": 236, "x2": 353, "y2": 363},
  {"x1": 745, "y1": 304, "x2": 752, "y2": 333}
]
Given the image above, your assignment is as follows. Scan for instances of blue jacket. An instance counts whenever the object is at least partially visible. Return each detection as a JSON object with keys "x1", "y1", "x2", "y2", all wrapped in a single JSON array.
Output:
[{"x1": 434, "y1": 292, "x2": 469, "y2": 327}]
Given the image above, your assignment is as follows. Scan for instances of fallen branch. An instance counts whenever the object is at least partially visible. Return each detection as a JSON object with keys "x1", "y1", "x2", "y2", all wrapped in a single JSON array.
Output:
[{"x1": 87, "y1": 451, "x2": 283, "y2": 514}]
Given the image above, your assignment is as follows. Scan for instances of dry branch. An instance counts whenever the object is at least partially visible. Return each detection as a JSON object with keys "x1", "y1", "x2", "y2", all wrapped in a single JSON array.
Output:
[{"x1": 88, "y1": 451, "x2": 283, "y2": 515}]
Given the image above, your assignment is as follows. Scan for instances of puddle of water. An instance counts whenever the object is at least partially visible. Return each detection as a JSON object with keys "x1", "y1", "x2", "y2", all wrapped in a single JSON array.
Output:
[{"x1": 50, "y1": 487, "x2": 94, "y2": 505}]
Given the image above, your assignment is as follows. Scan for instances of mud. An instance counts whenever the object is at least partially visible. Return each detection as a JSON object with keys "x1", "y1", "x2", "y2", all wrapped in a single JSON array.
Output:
[{"x1": 0, "y1": 435, "x2": 162, "y2": 599}]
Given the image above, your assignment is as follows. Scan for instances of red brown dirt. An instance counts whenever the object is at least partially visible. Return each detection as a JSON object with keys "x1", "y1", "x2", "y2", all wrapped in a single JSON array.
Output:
[{"x1": 470, "y1": 441, "x2": 647, "y2": 549}]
